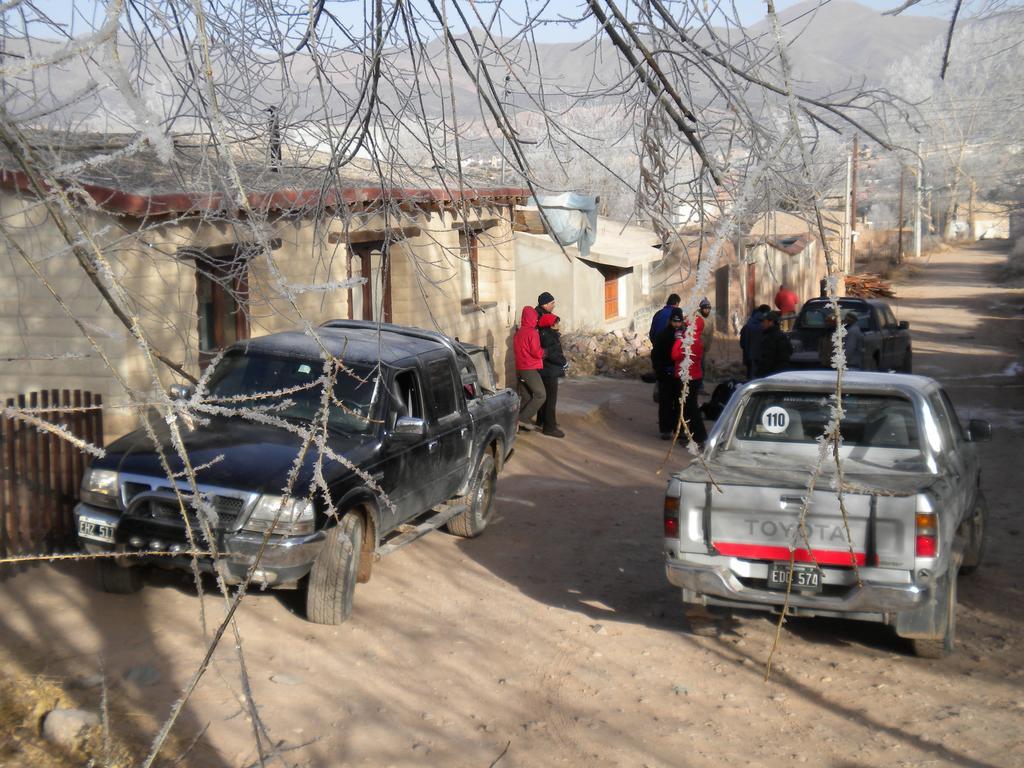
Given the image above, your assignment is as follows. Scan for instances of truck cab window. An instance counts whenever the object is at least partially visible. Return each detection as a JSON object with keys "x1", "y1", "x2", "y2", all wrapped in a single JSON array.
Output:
[
  {"x1": 426, "y1": 358, "x2": 459, "y2": 418},
  {"x1": 392, "y1": 369, "x2": 423, "y2": 425}
]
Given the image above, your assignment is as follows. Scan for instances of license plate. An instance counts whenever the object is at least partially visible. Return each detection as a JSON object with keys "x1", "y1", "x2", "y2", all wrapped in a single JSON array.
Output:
[
  {"x1": 78, "y1": 516, "x2": 116, "y2": 543},
  {"x1": 767, "y1": 561, "x2": 822, "y2": 592}
]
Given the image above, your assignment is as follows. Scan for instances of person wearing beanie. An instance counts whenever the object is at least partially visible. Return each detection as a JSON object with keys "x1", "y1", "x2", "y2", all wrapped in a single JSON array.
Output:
[
  {"x1": 537, "y1": 291, "x2": 555, "y2": 311},
  {"x1": 698, "y1": 297, "x2": 713, "y2": 387},
  {"x1": 653, "y1": 307, "x2": 685, "y2": 439},
  {"x1": 535, "y1": 313, "x2": 567, "y2": 438},
  {"x1": 513, "y1": 305, "x2": 546, "y2": 430}
]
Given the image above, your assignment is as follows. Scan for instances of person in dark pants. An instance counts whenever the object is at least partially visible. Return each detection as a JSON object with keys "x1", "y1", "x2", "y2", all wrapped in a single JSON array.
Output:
[
  {"x1": 513, "y1": 305, "x2": 546, "y2": 430},
  {"x1": 652, "y1": 308, "x2": 684, "y2": 439},
  {"x1": 671, "y1": 315, "x2": 707, "y2": 447},
  {"x1": 757, "y1": 310, "x2": 793, "y2": 377},
  {"x1": 536, "y1": 313, "x2": 567, "y2": 438}
]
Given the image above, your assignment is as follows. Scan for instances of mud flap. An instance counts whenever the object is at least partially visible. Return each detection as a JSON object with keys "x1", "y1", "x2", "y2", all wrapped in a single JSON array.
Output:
[
  {"x1": 894, "y1": 572, "x2": 950, "y2": 640},
  {"x1": 895, "y1": 543, "x2": 963, "y2": 641}
]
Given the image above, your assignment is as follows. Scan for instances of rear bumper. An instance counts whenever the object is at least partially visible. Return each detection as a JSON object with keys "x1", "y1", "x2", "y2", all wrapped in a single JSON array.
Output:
[
  {"x1": 665, "y1": 557, "x2": 930, "y2": 615},
  {"x1": 75, "y1": 502, "x2": 324, "y2": 586}
]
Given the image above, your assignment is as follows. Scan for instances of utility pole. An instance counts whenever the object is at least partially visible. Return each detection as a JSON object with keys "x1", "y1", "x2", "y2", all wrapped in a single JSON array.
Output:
[
  {"x1": 499, "y1": 73, "x2": 511, "y2": 185},
  {"x1": 849, "y1": 134, "x2": 859, "y2": 273},
  {"x1": 914, "y1": 140, "x2": 923, "y2": 260},
  {"x1": 896, "y1": 165, "x2": 905, "y2": 265},
  {"x1": 842, "y1": 148, "x2": 852, "y2": 274}
]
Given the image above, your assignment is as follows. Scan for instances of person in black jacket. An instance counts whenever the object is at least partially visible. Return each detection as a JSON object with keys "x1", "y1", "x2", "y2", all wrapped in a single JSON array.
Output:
[
  {"x1": 652, "y1": 307, "x2": 685, "y2": 439},
  {"x1": 536, "y1": 313, "x2": 567, "y2": 438},
  {"x1": 757, "y1": 311, "x2": 792, "y2": 377}
]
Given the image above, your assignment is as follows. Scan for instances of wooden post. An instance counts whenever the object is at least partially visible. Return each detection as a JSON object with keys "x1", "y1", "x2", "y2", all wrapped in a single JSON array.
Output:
[
  {"x1": 849, "y1": 134, "x2": 859, "y2": 273},
  {"x1": 27, "y1": 392, "x2": 41, "y2": 548},
  {"x1": 16, "y1": 393, "x2": 28, "y2": 553},
  {"x1": 1, "y1": 400, "x2": 11, "y2": 558},
  {"x1": 72, "y1": 390, "x2": 84, "y2": 508}
]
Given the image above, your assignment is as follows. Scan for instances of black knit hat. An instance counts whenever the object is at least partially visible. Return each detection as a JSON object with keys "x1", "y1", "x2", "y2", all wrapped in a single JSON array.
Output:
[
  {"x1": 537, "y1": 291, "x2": 555, "y2": 306},
  {"x1": 669, "y1": 307, "x2": 685, "y2": 321}
]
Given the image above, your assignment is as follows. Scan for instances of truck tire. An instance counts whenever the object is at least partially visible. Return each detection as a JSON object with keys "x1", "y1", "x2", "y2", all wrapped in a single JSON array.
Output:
[
  {"x1": 306, "y1": 512, "x2": 363, "y2": 625},
  {"x1": 960, "y1": 492, "x2": 987, "y2": 575},
  {"x1": 96, "y1": 559, "x2": 144, "y2": 594},
  {"x1": 446, "y1": 453, "x2": 497, "y2": 538},
  {"x1": 912, "y1": 571, "x2": 958, "y2": 659}
]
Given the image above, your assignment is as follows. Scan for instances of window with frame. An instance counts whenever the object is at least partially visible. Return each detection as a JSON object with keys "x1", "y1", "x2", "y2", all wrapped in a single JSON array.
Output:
[
  {"x1": 459, "y1": 229, "x2": 480, "y2": 305},
  {"x1": 193, "y1": 249, "x2": 251, "y2": 364}
]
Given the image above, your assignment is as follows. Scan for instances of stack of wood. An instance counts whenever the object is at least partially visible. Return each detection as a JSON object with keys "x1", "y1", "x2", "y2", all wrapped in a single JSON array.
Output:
[{"x1": 845, "y1": 273, "x2": 895, "y2": 298}]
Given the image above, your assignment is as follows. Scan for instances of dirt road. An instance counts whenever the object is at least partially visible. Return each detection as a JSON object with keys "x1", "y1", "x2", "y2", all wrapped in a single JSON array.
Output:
[{"x1": 2, "y1": 243, "x2": 1022, "y2": 767}]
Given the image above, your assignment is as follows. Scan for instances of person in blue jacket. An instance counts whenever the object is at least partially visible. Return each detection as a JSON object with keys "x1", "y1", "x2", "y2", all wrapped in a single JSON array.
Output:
[{"x1": 648, "y1": 293, "x2": 681, "y2": 343}]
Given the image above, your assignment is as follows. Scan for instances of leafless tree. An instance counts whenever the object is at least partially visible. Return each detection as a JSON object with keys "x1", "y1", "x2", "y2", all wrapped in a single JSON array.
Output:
[{"x1": 0, "y1": 0, "x2": 976, "y2": 760}]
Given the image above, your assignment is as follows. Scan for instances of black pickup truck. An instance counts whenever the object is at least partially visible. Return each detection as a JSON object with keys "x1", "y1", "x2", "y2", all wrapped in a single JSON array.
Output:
[
  {"x1": 74, "y1": 321, "x2": 518, "y2": 624},
  {"x1": 788, "y1": 297, "x2": 913, "y2": 373}
]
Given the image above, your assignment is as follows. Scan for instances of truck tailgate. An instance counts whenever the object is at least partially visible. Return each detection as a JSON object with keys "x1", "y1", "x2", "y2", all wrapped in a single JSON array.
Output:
[{"x1": 686, "y1": 481, "x2": 918, "y2": 570}]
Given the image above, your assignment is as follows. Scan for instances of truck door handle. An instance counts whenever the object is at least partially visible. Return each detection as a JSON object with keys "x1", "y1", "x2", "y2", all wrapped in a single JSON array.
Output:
[
  {"x1": 428, "y1": 441, "x2": 439, "y2": 453},
  {"x1": 460, "y1": 427, "x2": 469, "y2": 438}
]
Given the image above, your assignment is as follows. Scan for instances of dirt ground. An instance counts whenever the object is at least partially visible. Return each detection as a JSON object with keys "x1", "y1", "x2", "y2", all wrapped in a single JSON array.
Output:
[{"x1": 1, "y1": 242, "x2": 1022, "y2": 768}]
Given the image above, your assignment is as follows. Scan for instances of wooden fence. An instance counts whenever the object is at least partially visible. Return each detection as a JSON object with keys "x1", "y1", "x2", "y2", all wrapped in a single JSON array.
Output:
[{"x1": 1, "y1": 390, "x2": 104, "y2": 557}]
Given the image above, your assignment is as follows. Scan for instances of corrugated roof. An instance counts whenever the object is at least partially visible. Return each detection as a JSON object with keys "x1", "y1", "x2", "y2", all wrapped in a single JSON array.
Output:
[{"x1": 0, "y1": 131, "x2": 528, "y2": 216}]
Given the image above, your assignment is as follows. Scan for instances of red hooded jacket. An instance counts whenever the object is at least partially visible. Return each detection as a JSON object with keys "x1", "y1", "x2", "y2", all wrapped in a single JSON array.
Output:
[
  {"x1": 671, "y1": 315, "x2": 704, "y2": 381},
  {"x1": 513, "y1": 306, "x2": 544, "y2": 370}
]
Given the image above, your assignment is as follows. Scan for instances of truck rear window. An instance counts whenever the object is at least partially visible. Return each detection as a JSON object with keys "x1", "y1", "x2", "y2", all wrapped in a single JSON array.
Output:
[{"x1": 735, "y1": 392, "x2": 919, "y2": 449}]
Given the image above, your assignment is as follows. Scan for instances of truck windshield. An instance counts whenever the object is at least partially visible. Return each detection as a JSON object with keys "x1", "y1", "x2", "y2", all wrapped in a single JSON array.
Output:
[
  {"x1": 205, "y1": 352, "x2": 378, "y2": 434},
  {"x1": 735, "y1": 391, "x2": 919, "y2": 449}
]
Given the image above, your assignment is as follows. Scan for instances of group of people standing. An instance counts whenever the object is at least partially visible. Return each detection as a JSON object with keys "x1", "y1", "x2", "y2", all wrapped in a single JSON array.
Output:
[
  {"x1": 648, "y1": 294, "x2": 711, "y2": 447},
  {"x1": 739, "y1": 304, "x2": 792, "y2": 380},
  {"x1": 513, "y1": 292, "x2": 567, "y2": 438}
]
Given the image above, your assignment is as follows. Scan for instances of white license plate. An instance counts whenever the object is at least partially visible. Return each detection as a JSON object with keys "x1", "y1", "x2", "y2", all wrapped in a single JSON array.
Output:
[
  {"x1": 78, "y1": 516, "x2": 116, "y2": 543},
  {"x1": 767, "y1": 561, "x2": 822, "y2": 592}
]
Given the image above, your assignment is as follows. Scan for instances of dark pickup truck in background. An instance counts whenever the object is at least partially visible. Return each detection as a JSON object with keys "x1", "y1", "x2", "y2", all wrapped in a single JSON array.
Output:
[
  {"x1": 788, "y1": 297, "x2": 913, "y2": 372},
  {"x1": 74, "y1": 321, "x2": 518, "y2": 624}
]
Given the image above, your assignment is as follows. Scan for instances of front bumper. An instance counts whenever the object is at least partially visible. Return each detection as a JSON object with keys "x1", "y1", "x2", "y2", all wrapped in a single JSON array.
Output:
[
  {"x1": 665, "y1": 557, "x2": 930, "y2": 617},
  {"x1": 75, "y1": 502, "x2": 325, "y2": 587}
]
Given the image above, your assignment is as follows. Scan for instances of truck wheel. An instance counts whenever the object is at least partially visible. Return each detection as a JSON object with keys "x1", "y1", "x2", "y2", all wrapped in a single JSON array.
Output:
[
  {"x1": 899, "y1": 348, "x2": 913, "y2": 373},
  {"x1": 961, "y1": 492, "x2": 987, "y2": 575},
  {"x1": 306, "y1": 512, "x2": 363, "y2": 625},
  {"x1": 911, "y1": 572, "x2": 958, "y2": 659},
  {"x1": 446, "y1": 454, "x2": 497, "y2": 538},
  {"x1": 96, "y1": 559, "x2": 144, "y2": 594}
]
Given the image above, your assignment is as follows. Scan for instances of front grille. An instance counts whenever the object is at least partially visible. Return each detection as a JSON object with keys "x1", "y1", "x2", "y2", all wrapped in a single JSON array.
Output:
[{"x1": 121, "y1": 477, "x2": 251, "y2": 530}]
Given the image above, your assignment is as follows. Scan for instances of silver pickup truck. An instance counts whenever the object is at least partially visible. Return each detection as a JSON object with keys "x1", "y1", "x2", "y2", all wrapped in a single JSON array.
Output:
[{"x1": 664, "y1": 371, "x2": 990, "y2": 658}]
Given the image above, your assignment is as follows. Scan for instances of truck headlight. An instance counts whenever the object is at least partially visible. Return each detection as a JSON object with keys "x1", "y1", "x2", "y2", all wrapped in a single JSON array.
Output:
[
  {"x1": 80, "y1": 468, "x2": 119, "y2": 509},
  {"x1": 243, "y1": 495, "x2": 315, "y2": 536}
]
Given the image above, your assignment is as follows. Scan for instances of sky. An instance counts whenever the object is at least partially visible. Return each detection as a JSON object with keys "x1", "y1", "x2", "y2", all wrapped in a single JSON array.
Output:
[{"x1": 23, "y1": 0, "x2": 957, "y2": 45}]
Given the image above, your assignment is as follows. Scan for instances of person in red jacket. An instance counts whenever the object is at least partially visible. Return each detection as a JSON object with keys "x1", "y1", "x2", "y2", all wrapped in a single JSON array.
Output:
[
  {"x1": 513, "y1": 304, "x2": 546, "y2": 431},
  {"x1": 774, "y1": 284, "x2": 799, "y2": 331},
  {"x1": 670, "y1": 313, "x2": 708, "y2": 447}
]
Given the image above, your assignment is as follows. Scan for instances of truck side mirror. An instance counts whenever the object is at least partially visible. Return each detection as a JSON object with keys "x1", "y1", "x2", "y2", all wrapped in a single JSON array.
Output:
[
  {"x1": 392, "y1": 416, "x2": 426, "y2": 441},
  {"x1": 966, "y1": 419, "x2": 991, "y2": 442},
  {"x1": 898, "y1": 320, "x2": 910, "y2": 330}
]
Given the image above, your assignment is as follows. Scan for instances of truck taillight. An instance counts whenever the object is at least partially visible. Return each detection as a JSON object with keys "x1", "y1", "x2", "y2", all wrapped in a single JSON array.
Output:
[
  {"x1": 915, "y1": 511, "x2": 937, "y2": 557},
  {"x1": 664, "y1": 496, "x2": 680, "y2": 538}
]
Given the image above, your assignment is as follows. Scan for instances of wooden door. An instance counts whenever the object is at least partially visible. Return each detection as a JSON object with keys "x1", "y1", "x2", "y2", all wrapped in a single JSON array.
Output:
[{"x1": 603, "y1": 274, "x2": 618, "y2": 320}]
